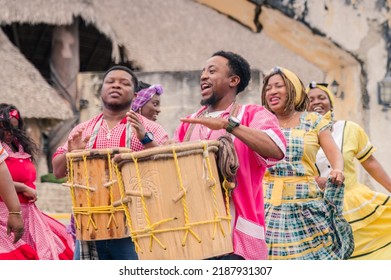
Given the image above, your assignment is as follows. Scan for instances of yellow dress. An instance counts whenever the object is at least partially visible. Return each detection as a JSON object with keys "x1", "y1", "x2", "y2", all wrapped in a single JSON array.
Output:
[{"x1": 316, "y1": 120, "x2": 391, "y2": 259}]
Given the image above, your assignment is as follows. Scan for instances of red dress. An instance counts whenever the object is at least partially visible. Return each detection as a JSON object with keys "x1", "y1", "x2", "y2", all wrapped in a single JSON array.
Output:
[{"x1": 0, "y1": 142, "x2": 74, "y2": 260}]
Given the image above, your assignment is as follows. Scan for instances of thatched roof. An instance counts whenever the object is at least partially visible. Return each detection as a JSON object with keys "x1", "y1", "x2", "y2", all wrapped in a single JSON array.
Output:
[{"x1": 0, "y1": 30, "x2": 73, "y2": 120}]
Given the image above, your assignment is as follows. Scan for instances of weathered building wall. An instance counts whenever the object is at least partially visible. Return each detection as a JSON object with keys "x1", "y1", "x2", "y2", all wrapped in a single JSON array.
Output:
[{"x1": 198, "y1": 0, "x2": 391, "y2": 193}]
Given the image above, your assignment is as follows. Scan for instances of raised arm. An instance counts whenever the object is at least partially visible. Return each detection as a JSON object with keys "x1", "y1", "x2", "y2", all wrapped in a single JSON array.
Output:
[
  {"x1": 362, "y1": 155, "x2": 391, "y2": 193},
  {"x1": 180, "y1": 117, "x2": 285, "y2": 160}
]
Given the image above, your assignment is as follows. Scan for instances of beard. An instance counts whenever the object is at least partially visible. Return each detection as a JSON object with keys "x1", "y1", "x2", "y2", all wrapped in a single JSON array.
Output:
[
  {"x1": 200, "y1": 93, "x2": 217, "y2": 106},
  {"x1": 102, "y1": 99, "x2": 132, "y2": 111}
]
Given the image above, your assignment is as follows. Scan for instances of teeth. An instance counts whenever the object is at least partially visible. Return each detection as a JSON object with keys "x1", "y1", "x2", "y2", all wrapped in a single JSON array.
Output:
[{"x1": 201, "y1": 84, "x2": 210, "y2": 90}]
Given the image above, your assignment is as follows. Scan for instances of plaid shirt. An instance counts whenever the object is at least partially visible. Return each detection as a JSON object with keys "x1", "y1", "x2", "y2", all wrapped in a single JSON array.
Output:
[{"x1": 54, "y1": 113, "x2": 168, "y2": 156}]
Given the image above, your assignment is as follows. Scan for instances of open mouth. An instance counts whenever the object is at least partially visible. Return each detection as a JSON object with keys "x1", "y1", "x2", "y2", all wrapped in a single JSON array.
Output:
[
  {"x1": 312, "y1": 106, "x2": 323, "y2": 113},
  {"x1": 201, "y1": 83, "x2": 211, "y2": 95},
  {"x1": 269, "y1": 96, "x2": 280, "y2": 106}
]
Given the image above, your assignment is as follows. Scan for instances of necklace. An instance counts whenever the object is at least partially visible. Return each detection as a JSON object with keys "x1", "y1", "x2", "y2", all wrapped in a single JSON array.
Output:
[
  {"x1": 103, "y1": 119, "x2": 113, "y2": 139},
  {"x1": 279, "y1": 111, "x2": 298, "y2": 128}
]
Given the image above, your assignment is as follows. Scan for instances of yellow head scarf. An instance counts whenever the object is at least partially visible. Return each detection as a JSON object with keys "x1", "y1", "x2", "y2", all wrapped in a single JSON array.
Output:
[
  {"x1": 271, "y1": 67, "x2": 303, "y2": 106},
  {"x1": 305, "y1": 81, "x2": 335, "y2": 108},
  {"x1": 305, "y1": 81, "x2": 334, "y2": 122}
]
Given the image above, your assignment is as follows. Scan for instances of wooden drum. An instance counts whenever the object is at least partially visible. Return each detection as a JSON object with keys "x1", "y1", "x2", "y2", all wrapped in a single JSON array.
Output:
[
  {"x1": 64, "y1": 148, "x2": 132, "y2": 241},
  {"x1": 113, "y1": 140, "x2": 233, "y2": 260}
]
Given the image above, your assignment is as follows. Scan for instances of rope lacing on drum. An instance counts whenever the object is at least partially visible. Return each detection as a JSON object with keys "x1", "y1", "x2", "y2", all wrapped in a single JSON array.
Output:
[
  {"x1": 171, "y1": 144, "x2": 203, "y2": 246},
  {"x1": 82, "y1": 154, "x2": 97, "y2": 231},
  {"x1": 113, "y1": 162, "x2": 142, "y2": 252},
  {"x1": 67, "y1": 156, "x2": 80, "y2": 230},
  {"x1": 68, "y1": 152, "x2": 127, "y2": 238},
  {"x1": 106, "y1": 151, "x2": 120, "y2": 229},
  {"x1": 130, "y1": 153, "x2": 167, "y2": 252},
  {"x1": 202, "y1": 141, "x2": 227, "y2": 239}
]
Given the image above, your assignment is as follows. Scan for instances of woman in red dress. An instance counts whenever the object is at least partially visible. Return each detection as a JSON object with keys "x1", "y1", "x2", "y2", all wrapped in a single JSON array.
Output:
[{"x1": 0, "y1": 103, "x2": 74, "y2": 260}]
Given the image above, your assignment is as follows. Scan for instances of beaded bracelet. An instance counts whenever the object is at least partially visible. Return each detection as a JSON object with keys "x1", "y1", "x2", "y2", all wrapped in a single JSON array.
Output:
[{"x1": 8, "y1": 211, "x2": 22, "y2": 215}]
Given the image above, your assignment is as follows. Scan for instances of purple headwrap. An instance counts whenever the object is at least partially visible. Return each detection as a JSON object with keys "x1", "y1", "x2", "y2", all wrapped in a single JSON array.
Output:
[{"x1": 131, "y1": 84, "x2": 163, "y2": 112}]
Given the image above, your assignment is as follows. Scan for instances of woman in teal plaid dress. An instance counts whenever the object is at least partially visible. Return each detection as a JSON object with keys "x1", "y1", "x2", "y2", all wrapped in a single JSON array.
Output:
[{"x1": 260, "y1": 67, "x2": 354, "y2": 259}]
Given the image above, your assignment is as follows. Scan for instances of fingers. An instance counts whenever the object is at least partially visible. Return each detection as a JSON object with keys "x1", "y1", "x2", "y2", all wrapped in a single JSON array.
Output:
[
  {"x1": 7, "y1": 225, "x2": 24, "y2": 244},
  {"x1": 127, "y1": 111, "x2": 145, "y2": 135},
  {"x1": 83, "y1": 135, "x2": 91, "y2": 143},
  {"x1": 328, "y1": 170, "x2": 345, "y2": 185},
  {"x1": 68, "y1": 129, "x2": 89, "y2": 151},
  {"x1": 12, "y1": 228, "x2": 24, "y2": 244}
]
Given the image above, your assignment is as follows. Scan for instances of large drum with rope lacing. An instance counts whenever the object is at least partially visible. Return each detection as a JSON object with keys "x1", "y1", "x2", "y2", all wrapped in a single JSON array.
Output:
[
  {"x1": 63, "y1": 148, "x2": 132, "y2": 241},
  {"x1": 113, "y1": 140, "x2": 234, "y2": 260}
]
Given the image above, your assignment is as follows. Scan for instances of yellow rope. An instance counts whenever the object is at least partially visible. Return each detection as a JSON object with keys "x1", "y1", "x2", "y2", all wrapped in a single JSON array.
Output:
[
  {"x1": 202, "y1": 141, "x2": 226, "y2": 239},
  {"x1": 130, "y1": 153, "x2": 168, "y2": 251},
  {"x1": 171, "y1": 145, "x2": 201, "y2": 245},
  {"x1": 113, "y1": 162, "x2": 142, "y2": 253},
  {"x1": 81, "y1": 154, "x2": 97, "y2": 231},
  {"x1": 105, "y1": 151, "x2": 119, "y2": 229}
]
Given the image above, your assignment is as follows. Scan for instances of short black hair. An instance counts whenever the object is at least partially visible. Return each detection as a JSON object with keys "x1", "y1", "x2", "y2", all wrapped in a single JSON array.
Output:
[
  {"x1": 102, "y1": 65, "x2": 138, "y2": 91},
  {"x1": 211, "y1": 50, "x2": 251, "y2": 94}
]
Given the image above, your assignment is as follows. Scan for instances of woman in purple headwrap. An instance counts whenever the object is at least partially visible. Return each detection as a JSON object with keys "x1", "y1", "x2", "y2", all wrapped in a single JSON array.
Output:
[{"x1": 131, "y1": 82, "x2": 163, "y2": 121}]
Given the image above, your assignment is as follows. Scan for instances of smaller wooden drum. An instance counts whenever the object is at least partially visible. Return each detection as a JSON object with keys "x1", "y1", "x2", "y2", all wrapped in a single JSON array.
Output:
[
  {"x1": 113, "y1": 140, "x2": 233, "y2": 260},
  {"x1": 64, "y1": 148, "x2": 131, "y2": 241}
]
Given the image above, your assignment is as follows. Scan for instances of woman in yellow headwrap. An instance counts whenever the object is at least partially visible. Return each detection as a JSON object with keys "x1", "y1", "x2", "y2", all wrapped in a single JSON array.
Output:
[
  {"x1": 261, "y1": 67, "x2": 354, "y2": 259},
  {"x1": 307, "y1": 82, "x2": 391, "y2": 259}
]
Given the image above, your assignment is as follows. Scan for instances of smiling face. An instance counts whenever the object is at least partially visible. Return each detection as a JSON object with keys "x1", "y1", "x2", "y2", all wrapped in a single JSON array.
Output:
[
  {"x1": 101, "y1": 70, "x2": 135, "y2": 111},
  {"x1": 199, "y1": 55, "x2": 236, "y2": 107},
  {"x1": 140, "y1": 94, "x2": 161, "y2": 121},
  {"x1": 263, "y1": 74, "x2": 289, "y2": 114},
  {"x1": 307, "y1": 88, "x2": 332, "y2": 116}
]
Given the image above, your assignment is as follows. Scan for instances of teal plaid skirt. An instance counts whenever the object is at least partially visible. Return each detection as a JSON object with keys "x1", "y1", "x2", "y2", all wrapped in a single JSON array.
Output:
[{"x1": 263, "y1": 177, "x2": 354, "y2": 260}]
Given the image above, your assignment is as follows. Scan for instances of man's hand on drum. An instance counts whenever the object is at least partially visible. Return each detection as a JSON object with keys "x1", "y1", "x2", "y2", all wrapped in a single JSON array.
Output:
[
  {"x1": 180, "y1": 117, "x2": 227, "y2": 131},
  {"x1": 126, "y1": 110, "x2": 146, "y2": 140},
  {"x1": 68, "y1": 129, "x2": 90, "y2": 152}
]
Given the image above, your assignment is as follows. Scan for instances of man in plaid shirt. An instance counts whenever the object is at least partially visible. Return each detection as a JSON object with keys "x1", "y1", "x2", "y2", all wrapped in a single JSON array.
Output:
[{"x1": 52, "y1": 65, "x2": 168, "y2": 260}]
